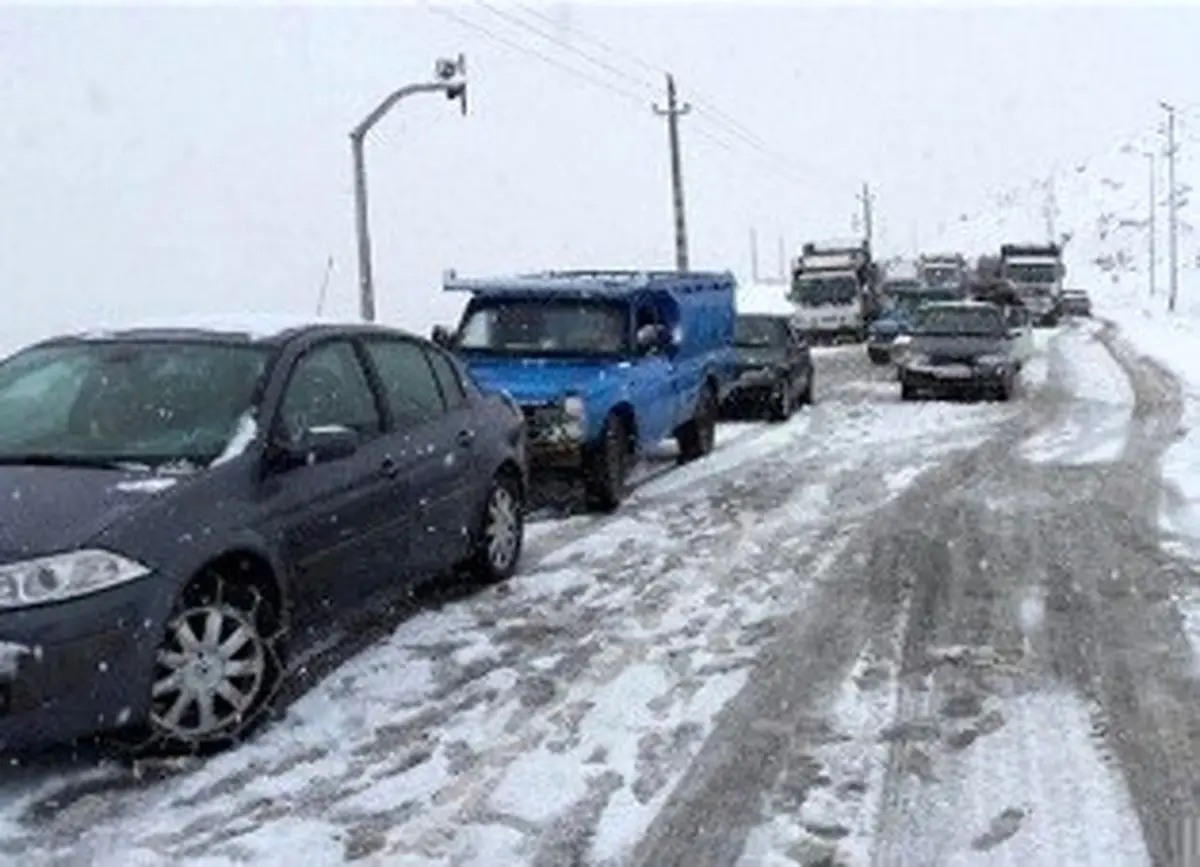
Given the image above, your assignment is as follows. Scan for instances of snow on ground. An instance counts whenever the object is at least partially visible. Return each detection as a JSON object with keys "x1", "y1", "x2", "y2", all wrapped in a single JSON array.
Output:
[
  {"x1": 1019, "y1": 321, "x2": 1134, "y2": 466},
  {"x1": 4, "y1": 379, "x2": 1011, "y2": 867},
  {"x1": 875, "y1": 689, "x2": 1150, "y2": 866}
]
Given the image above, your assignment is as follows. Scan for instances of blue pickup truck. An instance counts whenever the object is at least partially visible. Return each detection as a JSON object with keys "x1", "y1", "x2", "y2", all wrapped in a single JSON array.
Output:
[{"x1": 433, "y1": 270, "x2": 739, "y2": 511}]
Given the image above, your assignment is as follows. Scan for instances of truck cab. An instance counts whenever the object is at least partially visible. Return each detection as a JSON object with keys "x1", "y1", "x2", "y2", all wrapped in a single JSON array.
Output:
[
  {"x1": 788, "y1": 239, "x2": 875, "y2": 344},
  {"x1": 999, "y1": 243, "x2": 1065, "y2": 326},
  {"x1": 435, "y1": 270, "x2": 739, "y2": 512}
]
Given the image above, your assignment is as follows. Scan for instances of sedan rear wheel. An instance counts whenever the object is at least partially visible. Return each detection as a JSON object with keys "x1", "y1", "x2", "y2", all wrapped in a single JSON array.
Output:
[{"x1": 471, "y1": 471, "x2": 525, "y2": 583}]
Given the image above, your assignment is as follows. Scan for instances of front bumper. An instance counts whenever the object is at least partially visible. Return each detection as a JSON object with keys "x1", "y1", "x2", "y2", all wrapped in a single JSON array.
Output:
[
  {"x1": 901, "y1": 363, "x2": 1010, "y2": 393},
  {"x1": 521, "y1": 405, "x2": 586, "y2": 471},
  {"x1": 724, "y1": 369, "x2": 784, "y2": 405},
  {"x1": 0, "y1": 574, "x2": 172, "y2": 753}
]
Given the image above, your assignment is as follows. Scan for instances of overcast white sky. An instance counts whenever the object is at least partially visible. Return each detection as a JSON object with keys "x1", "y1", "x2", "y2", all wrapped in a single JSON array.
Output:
[{"x1": 0, "y1": 2, "x2": 1197, "y2": 351}]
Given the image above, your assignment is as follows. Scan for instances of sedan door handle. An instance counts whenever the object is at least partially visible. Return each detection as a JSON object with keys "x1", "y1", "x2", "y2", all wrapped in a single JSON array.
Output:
[
  {"x1": 456, "y1": 429, "x2": 476, "y2": 448},
  {"x1": 379, "y1": 456, "x2": 401, "y2": 478}
]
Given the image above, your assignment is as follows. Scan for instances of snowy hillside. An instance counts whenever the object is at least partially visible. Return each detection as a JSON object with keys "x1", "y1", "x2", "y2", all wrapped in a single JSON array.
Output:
[{"x1": 942, "y1": 132, "x2": 1199, "y2": 313}]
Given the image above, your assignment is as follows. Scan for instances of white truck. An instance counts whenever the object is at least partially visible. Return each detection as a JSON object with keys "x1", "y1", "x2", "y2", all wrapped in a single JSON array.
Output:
[
  {"x1": 999, "y1": 243, "x2": 1064, "y2": 326},
  {"x1": 918, "y1": 253, "x2": 968, "y2": 291},
  {"x1": 788, "y1": 238, "x2": 877, "y2": 344}
]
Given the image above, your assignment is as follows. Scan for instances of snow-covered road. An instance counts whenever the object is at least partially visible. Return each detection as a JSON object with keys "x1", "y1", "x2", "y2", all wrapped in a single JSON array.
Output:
[{"x1": 4, "y1": 328, "x2": 1198, "y2": 866}]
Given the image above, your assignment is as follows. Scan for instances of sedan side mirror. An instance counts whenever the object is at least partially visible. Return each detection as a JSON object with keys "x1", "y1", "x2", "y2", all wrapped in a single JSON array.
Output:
[
  {"x1": 431, "y1": 325, "x2": 454, "y2": 349},
  {"x1": 271, "y1": 424, "x2": 359, "y2": 471}
]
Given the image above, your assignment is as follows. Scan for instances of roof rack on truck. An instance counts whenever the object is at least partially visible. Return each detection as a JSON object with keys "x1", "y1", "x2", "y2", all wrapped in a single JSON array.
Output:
[{"x1": 442, "y1": 269, "x2": 736, "y2": 297}]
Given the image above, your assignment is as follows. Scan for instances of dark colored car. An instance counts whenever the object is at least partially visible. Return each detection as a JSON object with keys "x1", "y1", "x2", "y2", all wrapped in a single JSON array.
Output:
[
  {"x1": 897, "y1": 301, "x2": 1019, "y2": 402},
  {"x1": 1060, "y1": 290, "x2": 1092, "y2": 317},
  {"x1": 723, "y1": 313, "x2": 813, "y2": 421},
  {"x1": 0, "y1": 320, "x2": 527, "y2": 755}
]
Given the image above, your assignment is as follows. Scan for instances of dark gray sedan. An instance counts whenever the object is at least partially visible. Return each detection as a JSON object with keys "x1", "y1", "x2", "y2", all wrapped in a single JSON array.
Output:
[
  {"x1": 897, "y1": 302, "x2": 1020, "y2": 402},
  {"x1": 723, "y1": 313, "x2": 814, "y2": 421},
  {"x1": 0, "y1": 320, "x2": 527, "y2": 755}
]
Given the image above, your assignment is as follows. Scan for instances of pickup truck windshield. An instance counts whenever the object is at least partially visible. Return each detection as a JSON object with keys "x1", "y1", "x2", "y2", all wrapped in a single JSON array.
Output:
[
  {"x1": 458, "y1": 299, "x2": 628, "y2": 357},
  {"x1": 917, "y1": 307, "x2": 1006, "y2": 336},
  {"x1": 789, "y1": 276, "x2": 858, "y2": 307},
  {"x1": 1005, "y1": 263, "x2": 1058, "y2": 284},
  {"x1": 735, "y1": 316, "x2": 789, "y2": 347}
]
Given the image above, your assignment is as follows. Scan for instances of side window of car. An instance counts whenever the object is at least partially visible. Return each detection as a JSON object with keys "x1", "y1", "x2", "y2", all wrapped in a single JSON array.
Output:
[
  {"x1": 362, "y1": 338, "x2": 447, "y2": 426},
  {"x1": 426, "y1": 348, "x2": 467, "y2": 410},
  {"x1": 278, "y1": 340, "x2": 381, "y2": 440}
]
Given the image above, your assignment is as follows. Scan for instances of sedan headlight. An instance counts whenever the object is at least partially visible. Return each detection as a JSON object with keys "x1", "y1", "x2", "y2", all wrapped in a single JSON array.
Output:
[
  {"x1": 976, "y1": 353, "x2": 1008, "y2": 366},
  {"x1": 904, "y1": 352, "x2": 931, "y2": 367},
  {"x1": 0, "y1": 549, "x2": 151, "y2": 610}
]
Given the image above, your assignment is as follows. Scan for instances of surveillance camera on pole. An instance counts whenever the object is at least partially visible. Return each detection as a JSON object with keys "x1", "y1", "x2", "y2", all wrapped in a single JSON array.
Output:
[{"x1": 350, "y1": 54, "x2": 470, "y2": 322}]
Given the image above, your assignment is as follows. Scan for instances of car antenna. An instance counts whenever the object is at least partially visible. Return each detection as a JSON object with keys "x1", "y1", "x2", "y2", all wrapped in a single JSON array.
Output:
[{"x1": 314, "y1": 255, "x2": 335, "y2": 316}]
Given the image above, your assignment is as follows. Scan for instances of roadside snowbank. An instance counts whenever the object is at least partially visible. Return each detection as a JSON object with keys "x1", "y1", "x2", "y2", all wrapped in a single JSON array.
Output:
[
  {"x1": 1019, "y1": 321, "x2": 1134, "y2": 466},
  {"x1": 1094, "y1": 281, "x2": 1200, "y2": 675}
]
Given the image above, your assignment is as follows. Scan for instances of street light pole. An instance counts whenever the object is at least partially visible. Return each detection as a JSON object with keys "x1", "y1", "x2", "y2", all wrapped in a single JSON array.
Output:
[
  {"x1": 1161, "y1": 100, "x2": 1179, "y2": 312},
  {"x1": 351, "y1": 56, "x2": 467, "y2": 322}
]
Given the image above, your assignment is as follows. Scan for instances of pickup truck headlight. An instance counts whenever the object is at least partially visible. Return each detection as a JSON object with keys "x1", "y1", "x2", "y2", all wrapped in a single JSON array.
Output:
[
  {"x1": 561, "y1": 394, "x2": 586, "y2": 437},
  {"x1": 0, "y1": 549, "x2": 152, "y2": 610}
]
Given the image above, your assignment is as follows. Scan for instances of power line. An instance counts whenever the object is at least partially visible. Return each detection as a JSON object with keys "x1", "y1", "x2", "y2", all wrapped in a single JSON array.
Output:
[
  {"x1": 474, "y1": 0, "x2": 657, "y2": 97},
  {"x1": 491, "y1": 3, "x2": 857, "y2": 189},
  {"x1": 425, "y1": 3, "x2": 650, "y2": 110}
]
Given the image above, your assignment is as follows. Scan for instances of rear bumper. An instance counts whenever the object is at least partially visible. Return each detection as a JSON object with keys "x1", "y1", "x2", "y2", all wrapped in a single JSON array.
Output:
[{"x1": 0, "y1": 575, "x2": 174, "y2": 754}]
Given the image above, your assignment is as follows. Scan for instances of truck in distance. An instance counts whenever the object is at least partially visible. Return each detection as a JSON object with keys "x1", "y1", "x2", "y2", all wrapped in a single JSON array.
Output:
[
  {"x1": 788, "y1": 238, "x2": 877, "y2": 344},
  {"x1": 998, "y1": 243, "x2": 1065, "y2": 326}
]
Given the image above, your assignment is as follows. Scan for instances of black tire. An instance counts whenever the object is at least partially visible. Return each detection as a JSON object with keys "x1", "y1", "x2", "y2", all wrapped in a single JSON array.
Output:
[
  {"x1": 676, "y1": 384, "x2": 717, "y2": 463},
  {"x1": 900, "y1": 377, "x2": 916, "y2": 401},
  {"x1": 868, "y1": 349, "x2": 890, "y2": 366},
  {"x1": 996, "y1": 374, "x2": 1014, "y2": 402},
  {"x1": 766, "y1": 378, "x2": 792, "y2": 422},
  {"x1": 796, "y1": 370, "x2": 814, "y2": 406},
  {"x1": 120, "y1": 569, "x2": 285, "y2": 756},
  {"x1": 468, "y1": 470, "x2": 525, "y2": 583},
  {"x1": 584, "y1": 413, "x2": 630, "y2": 512}
]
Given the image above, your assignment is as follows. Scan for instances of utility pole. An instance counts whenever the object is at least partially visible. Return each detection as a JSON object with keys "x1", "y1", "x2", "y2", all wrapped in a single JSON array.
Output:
[
  {"x1": 351, "y1": 55, "x2": 467, "y2": 322},
  {"x1": 777, "y1": 235, "x2": 787, "y2": 281},
  {"x1": 1043, "y1": 174, "x2": 1058, "y2": 243},
  {"x1": 749, "y1": 227, "x2": 760, "y2": 281},
  {"x1": 653, "y1": 73, "x2": 691, "y2": 271},
  {"x1": 1162, "y1": 101, "x2": 1179, "y2": 312},
  {"x1": 858, "y1": 183, "x2": 875, "y2": 246},
  {"x1": 1146, "y1": 150, "x2": 1157, "y2": 298}
]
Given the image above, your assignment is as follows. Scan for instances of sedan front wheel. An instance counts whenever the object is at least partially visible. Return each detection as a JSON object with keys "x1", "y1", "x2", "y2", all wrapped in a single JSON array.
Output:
[{"x1": 147, "y1": 573, "x2": 283, "y2": 754}]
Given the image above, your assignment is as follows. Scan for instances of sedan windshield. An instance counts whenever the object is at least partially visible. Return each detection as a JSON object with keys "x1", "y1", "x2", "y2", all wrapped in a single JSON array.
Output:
[
  {"x1": 0, "y1": 341, "x2": 270, "y2": 467},
  {"x1": 458, "y1": 300, "x2": 628, "y2": 356},
  {"x1": 735, "y1": 315, "x2": 789, "y2": 348},
  {"x1": 916, "y1": 306, "x2": 1006, "y2": 336}
]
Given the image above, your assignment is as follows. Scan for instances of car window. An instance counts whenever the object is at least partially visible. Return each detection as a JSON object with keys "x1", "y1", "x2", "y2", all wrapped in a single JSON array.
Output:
[
  {"x1": 278, "y1": 340, "x2": 381, "y2": 440},
  {"x1": 427, "y1": 348, "x2": 467, "y2": 410},
  {"x1": 362, "y1": 338, "x2": 447, "y2": 426}
]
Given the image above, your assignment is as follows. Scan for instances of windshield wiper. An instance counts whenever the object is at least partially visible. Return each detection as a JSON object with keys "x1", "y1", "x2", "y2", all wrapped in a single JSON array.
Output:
[{"x1": 0, "y1": 454, "x2": 134, "y2": 470}]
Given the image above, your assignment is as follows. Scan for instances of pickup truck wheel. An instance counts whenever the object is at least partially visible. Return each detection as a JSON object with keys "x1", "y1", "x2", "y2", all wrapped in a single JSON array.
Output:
[
  {"x1": 584, "y1": 414, "x2": 628, "y2": 512},
  {"x1": 767, "y1": 379, "x2": 792, "y2": 422},
  {"x1": 677, "y1": 385, "x2": 717, "y2": 463},
  {"x1": 796, "y1": 370, "x2": 814, "y2": 405}
]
